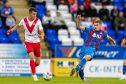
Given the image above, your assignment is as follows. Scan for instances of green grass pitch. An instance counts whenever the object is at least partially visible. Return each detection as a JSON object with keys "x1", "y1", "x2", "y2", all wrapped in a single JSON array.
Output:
[{"x1": 0, "y1": 77, "x2": 126, "y2": 84}]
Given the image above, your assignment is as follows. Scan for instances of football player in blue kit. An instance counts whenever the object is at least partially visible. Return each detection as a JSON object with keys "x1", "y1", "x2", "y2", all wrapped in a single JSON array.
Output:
[{"x1": 70, "y1": 15, "x2": 116, "y2": 81}]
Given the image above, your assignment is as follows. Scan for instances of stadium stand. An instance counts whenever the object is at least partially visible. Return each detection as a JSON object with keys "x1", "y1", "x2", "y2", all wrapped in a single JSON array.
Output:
[
  {"x1": 0, "y1": 0, "x2": 21, "y2": 44},
  {"x1": 0, "y1": 0, "x2": 126, "y2": 57},
  {"x1": 47, "y1": 0, "x2": 125, "y2": 56}
]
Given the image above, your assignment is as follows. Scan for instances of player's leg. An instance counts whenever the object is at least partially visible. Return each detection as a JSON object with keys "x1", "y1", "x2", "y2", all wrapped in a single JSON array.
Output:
[
  {"x1": 121, "y1": 60, "x2": 126, "y2": 80},
  {"x1": 120, "y1": 51, "x2": 126, "y2": 80},
  {"x1": 71, "y1": 47, "x2": 94, "y2": 74},
  {"x1": 34, "y1": 42, "x2": 41, "y2": 67},
  {"x1": 25, "y1": 42, "x2": 38, "y2": 81},
  {"x1": 123, "y1": 60, "x2": 126, "y2": 76},
  {"x1": 32, "y1": 43, "x2": 41, "y2": 81},
  {"x1": 70, "y1": 47, "x2": 95, "y2": 81},
  {"x1": 29, "y1": 52, "x2": 36, "y2": 75},
  {"x1": 29, "y1": 52, "x2": 39, "y2": 82},
  {"x1": 70, "y1": 54, "x2": 91, "y2": 75},
  {"x1": 75, "y1": 55, "x2": 91, "y2": 72},
  {"x1": 35, "y1": 57, "x2": 40, "y2": 67},
  {"x1": 79, "y1": 68, "x2": 87, "y2": 81},
  {"x1": 77, "y1": 55, "x2": 91, "y2": 81},
  {"x1": 29, "y1": 52, "x2": 38, "y2": 81}
]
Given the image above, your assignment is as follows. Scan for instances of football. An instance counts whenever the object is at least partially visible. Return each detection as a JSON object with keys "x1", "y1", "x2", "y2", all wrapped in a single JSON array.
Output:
[{"x1": 43, "y1": 72, "x2": 53, "y2": 81}]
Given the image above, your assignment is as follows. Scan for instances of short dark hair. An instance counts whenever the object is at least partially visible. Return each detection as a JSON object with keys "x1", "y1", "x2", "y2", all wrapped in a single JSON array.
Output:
[
  {"x1": 9, "y1": 13, "x2": 13, "y2": 15},
  {"x1": 29, "y1": 7, "x2": 37, "y2": 13},
  {"x1": 94, "y1": 18, "x2": 101, "y2": 24}
]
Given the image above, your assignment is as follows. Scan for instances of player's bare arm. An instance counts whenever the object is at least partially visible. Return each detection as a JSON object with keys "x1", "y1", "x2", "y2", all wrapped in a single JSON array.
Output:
[
  {"x1": 6, "y1": 24, "x2": 20, "y2": 35},
  {"x1": 76, "y1": 15, "x2": 85, "y2": 31},
  {"x1": 38, "y1": 29, "x2": 45, "y2": 40},
  {"x1": 106, "y1": 35, "x2": 116, "y2": 45}
]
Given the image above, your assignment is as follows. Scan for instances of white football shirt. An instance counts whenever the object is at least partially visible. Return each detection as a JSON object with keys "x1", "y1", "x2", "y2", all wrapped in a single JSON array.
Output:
[{"x1": 19, "y1": 17, "x2": 43, "y2": 43}]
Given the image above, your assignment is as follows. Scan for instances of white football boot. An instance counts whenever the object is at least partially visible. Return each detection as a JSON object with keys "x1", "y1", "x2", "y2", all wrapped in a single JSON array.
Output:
[{"x1": 32, "y1": 75, "x2": 39, "y2": 81}]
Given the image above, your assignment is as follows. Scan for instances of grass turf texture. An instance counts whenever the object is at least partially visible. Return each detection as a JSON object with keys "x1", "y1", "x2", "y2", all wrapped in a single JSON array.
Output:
[{"x1": 0, "y1": 77, "x2": 126, "y2": 84}]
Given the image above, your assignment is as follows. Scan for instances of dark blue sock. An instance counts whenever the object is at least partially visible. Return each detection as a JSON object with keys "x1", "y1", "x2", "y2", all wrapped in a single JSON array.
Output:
[
  {"x1": 123, "y1": 65, "x2": 126, "y2": 75},
  {"x1": 79, "y1": 69, "x2": 84, "y2": 80},
  {"x1": 75, "y1": 58, "x2": 86, "y2": 72}
]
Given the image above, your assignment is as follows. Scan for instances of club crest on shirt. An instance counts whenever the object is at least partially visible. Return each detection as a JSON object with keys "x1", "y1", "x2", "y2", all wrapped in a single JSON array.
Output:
[{"x1": 92, "y1": 33, "x2": 101, "y2": 39}]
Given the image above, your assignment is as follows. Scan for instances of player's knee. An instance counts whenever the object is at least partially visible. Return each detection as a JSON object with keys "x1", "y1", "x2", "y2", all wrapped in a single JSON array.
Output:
[
  {"x1": 36, "y1": 61, "x2": 40, "y2": 66},
  {"x1": 84, "y1": 55, "x2": 91, "y2": 61},
  {"x1": 30, "y1": 56, "x2": 34, "y2": 60},
  {"x1": 35, "y1": 57, "x2": 40, "y2": 66},
  {"x1": 36, "y1": 59, "x2": 40, "y2": 66},
  {"x1": 29, "y1": 52, "x2": 35, "y2": 60}
]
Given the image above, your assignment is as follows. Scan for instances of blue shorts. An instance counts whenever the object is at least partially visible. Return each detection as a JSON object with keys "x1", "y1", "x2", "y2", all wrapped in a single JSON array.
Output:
[{"x1": 78, "y1": 47, "x2": 95, "y2": 60}]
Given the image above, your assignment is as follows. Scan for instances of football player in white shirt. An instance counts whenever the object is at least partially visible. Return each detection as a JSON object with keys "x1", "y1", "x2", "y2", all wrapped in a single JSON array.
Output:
[{"x1": 7, "y1": 7, "x2": 45, "y2": 81}]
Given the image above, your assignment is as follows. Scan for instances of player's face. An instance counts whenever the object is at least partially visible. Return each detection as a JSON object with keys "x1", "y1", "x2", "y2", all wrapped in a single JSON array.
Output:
[
  {"x1": 94, "y1": 23, "x2": 101, "y2": 31},
  {"x1": 29, "y1": 11, "x2": 37, "y2": 19}
]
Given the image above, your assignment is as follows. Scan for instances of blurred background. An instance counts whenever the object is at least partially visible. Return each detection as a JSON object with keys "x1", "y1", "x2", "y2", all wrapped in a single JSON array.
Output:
[{"x1": 0, "y1": 0, "x2": 126, "y2": 79}]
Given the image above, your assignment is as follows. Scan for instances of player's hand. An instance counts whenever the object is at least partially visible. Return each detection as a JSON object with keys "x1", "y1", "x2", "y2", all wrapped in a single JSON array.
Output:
[
  {"x1": 41, "y1": 35, "x2": 44, "y2": 41},
  {"x1": 6, "y1": 29, "x2": 12, "y2": 35},
  {"x1": 38, "y1": 34, "x2": 44, "y2": 41}
]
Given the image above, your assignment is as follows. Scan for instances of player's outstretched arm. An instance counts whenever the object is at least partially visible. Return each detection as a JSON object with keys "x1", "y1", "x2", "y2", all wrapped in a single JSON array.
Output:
[
  {"x1": 106, "y1": 35, "x2": 116, "y2": 45},
  {"x1": 7, "y1": 18, "x2": 23, "y2": 35},
  {"x1": 6, "y1": 24, "x2": 20, "y2": 35},
  {"x1": 76, "y1": 15, "x2": 85, "y2": 31},
  {"x1": 11, "y1": 24, "x2": 20, "y2": 31},
  {"x1": 38, "y1": 19, "x2": 45, "y2": 41}
]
